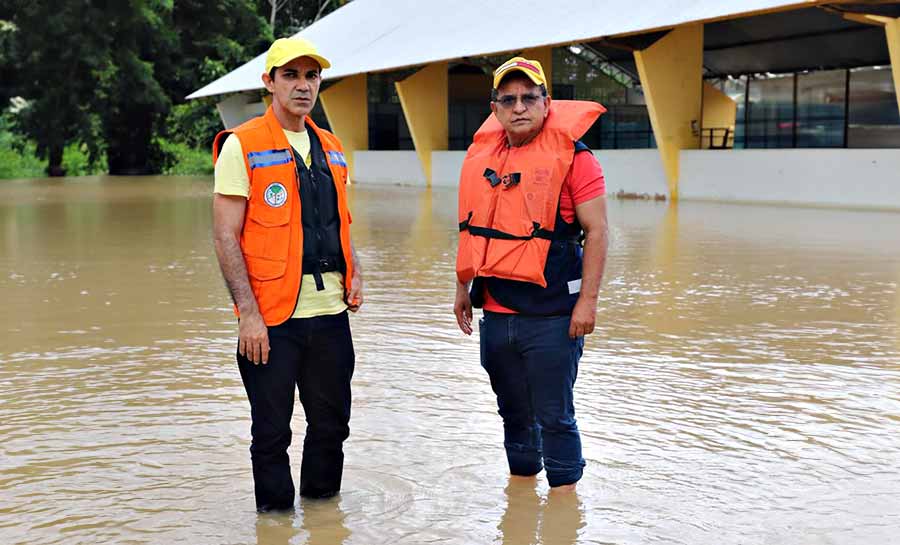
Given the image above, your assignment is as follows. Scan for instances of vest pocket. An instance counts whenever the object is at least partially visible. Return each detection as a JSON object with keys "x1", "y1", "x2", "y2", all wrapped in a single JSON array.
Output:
[
  {"x1": 244, "y1": 255, "x2": 288, "y2": 281},
  {"x1": 241, "y1": 209, "x2": 291, "y2": 264}
]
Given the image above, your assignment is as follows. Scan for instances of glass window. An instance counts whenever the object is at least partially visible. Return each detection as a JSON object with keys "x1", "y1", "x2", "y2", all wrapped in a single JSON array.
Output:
[
  {"x1": 848, "y1": 66, "x2": 900, "y2": 148},
  {"x1": 552, "y1": 46, "x2": 629, "y2": 105},
  {"x1": 796, "y1": 69, "x2": 846, "y2": 148},
  {"x1": 592, "y1": 105, "x2": 654, "y2": 149},
  {"x1": 448, "y1": 64, "x2": 492, "y2": 150},
  {"x1": 367, "y1": 71, "x2": 415, "y2": 151},
  {"x1": 552, "y1": 46, "x2": 652, "y2": 149},
  {"x1": 746, "y1": 74, "x2": 795, "y2": 148}
]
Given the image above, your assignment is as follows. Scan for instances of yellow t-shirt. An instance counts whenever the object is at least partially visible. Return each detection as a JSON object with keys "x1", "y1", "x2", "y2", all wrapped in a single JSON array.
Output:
[{"x1": 214, "y1": 129, "x2": 347, "y2": 319}]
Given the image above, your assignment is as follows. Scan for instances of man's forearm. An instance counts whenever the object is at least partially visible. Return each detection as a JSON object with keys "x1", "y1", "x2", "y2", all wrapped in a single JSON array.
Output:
[
  {"x1": 214, "y1": 233, "x2": 260, "y2": 316},
  {"x1": 578, "y1": 227, "x2": 608, "y2": 302}
]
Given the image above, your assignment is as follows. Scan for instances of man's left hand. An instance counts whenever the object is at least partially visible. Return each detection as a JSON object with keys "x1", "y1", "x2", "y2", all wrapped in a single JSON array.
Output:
[
  {"x1": 568, "y1": 297, "x2": 596, "y2": 338},
  {"x1": 348, "y1": 271, "x2": 364, "y2": 312}
]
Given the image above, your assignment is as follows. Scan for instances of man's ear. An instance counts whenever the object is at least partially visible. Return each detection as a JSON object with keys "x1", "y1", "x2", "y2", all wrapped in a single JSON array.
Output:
[
  {"x1": 261, "y1": 71, "x2": 275, "y2": 93},
  {"x1": 490, "y1": 101, "x2": 498, "y2": 116},
  {"x1": 544, "y1": 95, "x2": 551, "y2": 118}
]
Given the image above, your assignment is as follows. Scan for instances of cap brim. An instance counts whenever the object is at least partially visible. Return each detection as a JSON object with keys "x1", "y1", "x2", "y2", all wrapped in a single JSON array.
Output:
[{"x1": 272, "y1": 53, "x2": 331, "y2": 70}]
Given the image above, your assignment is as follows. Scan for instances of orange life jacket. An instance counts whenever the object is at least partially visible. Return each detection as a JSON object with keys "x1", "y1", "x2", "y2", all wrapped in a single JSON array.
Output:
[
  {"x1": 456, "y1": 100, "x2": 605, "y2": 289},
  {"x1": 213, "y1": 106, "x2": 353, "y2": 326}
]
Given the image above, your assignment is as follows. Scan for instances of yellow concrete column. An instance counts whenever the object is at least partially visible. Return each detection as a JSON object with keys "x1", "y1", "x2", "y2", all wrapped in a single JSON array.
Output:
[
  {"x1": 319, "y1": 74, "x2": 368, "y2": 179},
  {"x1": 840, "y1": 14, "x2": 900, "y2": 118},
  {"x1": 701, "y1": 82, "x2": 737, "y2": 149},
  {"x1": 395, "y1": 62, "x2": 448, "y2": 185},
  {"x1": 886, "y1": 18, "x2": 900, "y2": 117},
  {"x1": 522, "y1": 46, "x2": 553, "y2": 95},
  {"x1": 633, "y1": 24, "x2": 704, "y2": 201}
]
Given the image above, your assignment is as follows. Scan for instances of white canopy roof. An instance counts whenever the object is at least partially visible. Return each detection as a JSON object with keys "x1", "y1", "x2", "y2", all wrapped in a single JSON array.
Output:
[{"x1": 187, "y1": 0, "x2": 816, "y2": 99}]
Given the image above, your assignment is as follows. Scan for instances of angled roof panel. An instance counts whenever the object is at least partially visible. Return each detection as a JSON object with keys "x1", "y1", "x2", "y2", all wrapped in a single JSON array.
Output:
[{"x1": 187, "y1": 0, "x2": 817, "y2": 99}]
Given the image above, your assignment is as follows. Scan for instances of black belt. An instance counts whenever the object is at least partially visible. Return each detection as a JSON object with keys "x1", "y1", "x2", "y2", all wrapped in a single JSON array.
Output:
[{"x1": 303, "y1": 257, "x2": 340, "y2": 291}]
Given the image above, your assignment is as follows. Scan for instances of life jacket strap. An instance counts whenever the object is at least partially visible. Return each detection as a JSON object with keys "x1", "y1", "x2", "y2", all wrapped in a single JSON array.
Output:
[{"x1": 459, "y1": 212, "x2": 567, "y2": 242}]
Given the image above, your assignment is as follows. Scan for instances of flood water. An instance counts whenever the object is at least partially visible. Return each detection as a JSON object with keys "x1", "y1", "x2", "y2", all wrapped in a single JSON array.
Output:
[{"x1": 1, "y1": 176, "x2": 899, "y2": 545}]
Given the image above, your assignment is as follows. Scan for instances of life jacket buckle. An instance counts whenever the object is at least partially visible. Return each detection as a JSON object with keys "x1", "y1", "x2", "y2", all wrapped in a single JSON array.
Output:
[
  {"x1": 483, "y1": 168, "x2": 503, "y2": 187},
  {"x1": 504, "y1": 172, "x2": 521, "y2": 188}
]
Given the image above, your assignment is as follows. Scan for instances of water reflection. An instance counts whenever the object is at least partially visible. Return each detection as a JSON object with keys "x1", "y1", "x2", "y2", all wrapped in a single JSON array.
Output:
[
  {"x1": 0, "y1": 177, "x2": 899, "y2": 544},
  {"x1": 254, "y1": 499, "x2": 350, "y2": 545},
  {"x1": 300, "y1": 498, "x2": 351, "y2": 545},
  {"x1": 498, "y1": 479, "x2": 583, "y2": 545}
]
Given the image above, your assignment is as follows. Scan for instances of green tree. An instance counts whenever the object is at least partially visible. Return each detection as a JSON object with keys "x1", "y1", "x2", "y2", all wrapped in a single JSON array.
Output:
[
  {"x1": 10, "y1": 1, "x2": 109, "y2": 175},
  {"x1": 162, "y1": 0, "x2": 272, "y2": 151},
  {"x1": 256, "y1": 0, "x2": 349, "y2": 36},
  {"x1": 94, "y1": 0, "x2": 176, "y2": 175},
  {"x1": 0, "y1": 19, "x2": 17, "y2": 107}
]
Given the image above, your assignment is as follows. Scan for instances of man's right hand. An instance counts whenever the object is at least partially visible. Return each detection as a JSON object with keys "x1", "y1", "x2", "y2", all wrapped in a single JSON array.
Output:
[
  {"x1": 454, "y1": 281, "x2": 473, "y2": 336},
  {"x1": 239, "y1": 311, "x2": 270, "y2": 364}
]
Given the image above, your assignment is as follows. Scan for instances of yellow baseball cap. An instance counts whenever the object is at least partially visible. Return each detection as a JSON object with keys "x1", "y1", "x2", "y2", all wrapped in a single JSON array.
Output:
[
  {"x1": 492, "y1": 56, "x2": 547, "y2": 89},
  {"x1": 265, "y1": 37, "x2": 331, "y2": 74}
]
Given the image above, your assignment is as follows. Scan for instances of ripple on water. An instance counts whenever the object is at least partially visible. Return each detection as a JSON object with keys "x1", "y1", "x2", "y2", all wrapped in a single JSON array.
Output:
[{"x1": 1, "y1": 183, "x2": 899, "y2": 544}]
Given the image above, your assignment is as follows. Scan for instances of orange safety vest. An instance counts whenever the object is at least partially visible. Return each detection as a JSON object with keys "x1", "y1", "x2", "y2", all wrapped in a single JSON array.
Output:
[
  {"x1": 456, "y1": 100, "x2": 605, "y2": 288},
  {"x1": 213, "y1": 106, "x2": 354, "y2": 326}
]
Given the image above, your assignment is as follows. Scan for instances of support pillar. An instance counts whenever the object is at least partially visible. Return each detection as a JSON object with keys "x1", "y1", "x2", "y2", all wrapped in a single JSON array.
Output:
[
  {"x1": 395, "y1": 62, "x2": 448, "y2": 185},
  {"x1": 840, "y1": 14, "x2": 900, "y2": 119},
  {"x1": 319, "y1": 74, "x2": 369, "y2": 179},
  {"x1": 886, "y1": 18, "x2": 900, "y2": 117},
  {"x1": 701, "y1": 82, "x2": 737, "y2": 149},
  {"x1": 633, "y1": 24, "x2": 704, "y2": 201}
]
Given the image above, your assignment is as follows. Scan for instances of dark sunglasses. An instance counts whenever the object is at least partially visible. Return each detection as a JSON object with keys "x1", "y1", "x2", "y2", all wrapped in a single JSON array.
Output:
[{"x1": 493, "y1": 93, "x2": 544, "y2": 109}]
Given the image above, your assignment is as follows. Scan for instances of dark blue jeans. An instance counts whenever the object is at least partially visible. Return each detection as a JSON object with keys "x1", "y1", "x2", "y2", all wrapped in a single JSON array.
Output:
[
  {"x1": 237, "y1": 311, "x2": 354, "y2": 511},
  {"x1": 479, "y1": 312, "x2": 586, "y2": 487}
]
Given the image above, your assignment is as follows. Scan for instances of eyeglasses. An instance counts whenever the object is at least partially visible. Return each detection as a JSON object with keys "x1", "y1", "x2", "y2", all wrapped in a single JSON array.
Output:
[{"x1": 493, "y1": 93, "x2": 544, "y2": 109}]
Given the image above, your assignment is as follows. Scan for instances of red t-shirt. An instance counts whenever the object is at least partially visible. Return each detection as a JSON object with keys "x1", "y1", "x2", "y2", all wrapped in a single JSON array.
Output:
[{"x1": 483, "y1": 151, "x2": 605, "y2": 313}]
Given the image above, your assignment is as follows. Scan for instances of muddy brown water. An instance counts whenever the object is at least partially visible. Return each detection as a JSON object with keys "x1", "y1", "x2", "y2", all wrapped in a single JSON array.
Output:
[{"x1": 1, "y1": 176, "x2": 898, "y2": 544}]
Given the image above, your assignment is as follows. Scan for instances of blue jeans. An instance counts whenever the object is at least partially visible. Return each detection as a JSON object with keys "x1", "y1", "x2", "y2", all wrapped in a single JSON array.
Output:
[{"x1": 479, "y1": 312, "x2": 586, "y2": 487}]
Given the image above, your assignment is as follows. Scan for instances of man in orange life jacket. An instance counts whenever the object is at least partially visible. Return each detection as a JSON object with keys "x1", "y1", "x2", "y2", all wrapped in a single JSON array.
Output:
[
  {"x1": 454, "y1": 57, "x2": 609, "y2": 493},
  {"x1": 212, "y1": 38, "x2": 363, "y2": 511}
]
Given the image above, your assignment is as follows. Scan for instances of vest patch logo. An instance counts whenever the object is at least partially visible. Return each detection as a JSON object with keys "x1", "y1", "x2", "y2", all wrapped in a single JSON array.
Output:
[{"x1": 264, "y1": 182, "x2": 288, "y2": 207}]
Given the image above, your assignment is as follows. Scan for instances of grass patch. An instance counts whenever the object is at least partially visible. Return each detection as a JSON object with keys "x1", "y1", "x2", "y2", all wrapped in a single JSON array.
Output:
[{"x1": 160, "y1": 139, "x2": 213, "y2": 176}]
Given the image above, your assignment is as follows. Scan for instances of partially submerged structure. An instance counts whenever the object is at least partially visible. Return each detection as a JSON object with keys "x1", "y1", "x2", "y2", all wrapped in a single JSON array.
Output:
[{"x1": 190, "y1": 0, "x2": 900, "y2": 209}]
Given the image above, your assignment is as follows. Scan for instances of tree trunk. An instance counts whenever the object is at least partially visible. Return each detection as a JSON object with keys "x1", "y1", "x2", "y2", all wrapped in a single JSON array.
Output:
[{"x1": 47, "y1": 140, "x2": 66, "y2": 177}]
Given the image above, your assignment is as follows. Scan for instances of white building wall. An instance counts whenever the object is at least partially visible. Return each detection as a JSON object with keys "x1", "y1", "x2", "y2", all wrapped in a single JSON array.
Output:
[
  {"x1": 353, "y1": 148, "x2": 900, "y2": 211},
  {"x1": 431, "y1": 149, "x2": 669, "y2": 194},
  {"x1": 353, "y1": 151, "x2": 425, "y2": 186},
  {"x1": 432, "y1": 152, "x2": 466, "y2": 187},
  {"x1": 680, "y1": 149, "x2": 900, "y2": 210},
  {"x1": 594, "y1": 150, "x2": 668, "y2": 198}
]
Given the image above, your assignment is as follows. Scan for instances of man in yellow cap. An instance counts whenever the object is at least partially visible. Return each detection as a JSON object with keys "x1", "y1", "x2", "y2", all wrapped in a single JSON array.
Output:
[
  {"x1": 453, "y1": 56, "x2": 609, "y2": 494},
  {"x1": 212, "y1": 37, "x2": 363, "y2": 511}
]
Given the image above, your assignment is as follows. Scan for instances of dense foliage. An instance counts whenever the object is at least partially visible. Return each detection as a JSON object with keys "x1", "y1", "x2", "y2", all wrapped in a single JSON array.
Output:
[{"x1": 1, "y1": 0, "x2": 344, "y2": 178}]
